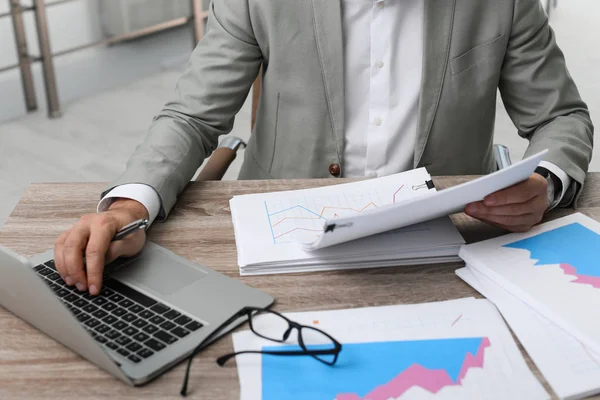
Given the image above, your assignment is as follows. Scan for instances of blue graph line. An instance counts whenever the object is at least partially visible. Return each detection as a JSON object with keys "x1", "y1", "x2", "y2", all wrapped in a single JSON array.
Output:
[
  {"x1": 268, "y1": 205, "x2": 328, "y2": 220},
  {"x1": 264, "y1": 201, "x2": 276, "y2": 244}
]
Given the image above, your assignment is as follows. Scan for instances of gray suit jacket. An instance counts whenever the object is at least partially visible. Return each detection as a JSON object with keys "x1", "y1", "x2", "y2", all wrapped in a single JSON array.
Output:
[{"x1": 105, "y1": 0, "x2": 594, "y2": 220}]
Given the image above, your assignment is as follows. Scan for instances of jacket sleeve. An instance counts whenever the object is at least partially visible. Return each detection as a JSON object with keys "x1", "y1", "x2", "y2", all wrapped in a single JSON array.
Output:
[
  {"x1": 499, "y1": 0, "x2": 594, "y2": 205},
  {"x1": 102, "y1": 0, "x2": 262, "y2": 219}
]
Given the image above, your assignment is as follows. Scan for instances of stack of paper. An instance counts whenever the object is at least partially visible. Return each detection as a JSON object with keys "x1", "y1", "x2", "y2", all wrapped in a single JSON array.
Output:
[
  {"x1": 457, "y1": 213, "x2": 600, "y2": 399},
  {"x1": 232, "y1": 298, "x2": 549, "y2": 399},
  {"x1": 230, "y1": 168, "x2": 466, "y2": 275}
]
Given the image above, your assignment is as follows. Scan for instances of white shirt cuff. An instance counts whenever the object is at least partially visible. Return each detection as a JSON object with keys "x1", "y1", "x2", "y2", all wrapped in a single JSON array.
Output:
[
  {"x1": 538, "y1": 160, "x2": 572, "y2": 205},
  {"x1": 97, "y1": 184, "x2": 161, "y2": 226}
]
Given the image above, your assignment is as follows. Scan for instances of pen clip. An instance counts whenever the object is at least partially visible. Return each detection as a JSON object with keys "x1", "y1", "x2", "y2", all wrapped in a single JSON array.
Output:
[{"x1": 113, "y1": 218, "x2": 149, "y2": 241}]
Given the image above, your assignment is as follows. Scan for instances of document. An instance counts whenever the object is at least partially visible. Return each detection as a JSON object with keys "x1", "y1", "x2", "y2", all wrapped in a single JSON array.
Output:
[
  {"x1": 230, "y1": 168, "x2": 465, "y2": 275},
  {"x1": 459, "y1": 213, "x2": 600, "y2": 356},
  {"x1": 457, "y1": 266, "x2": 600, "y2": 400},
  {"x1": 303, "y1": 150, "x2": 547, "y2": 251},
  {"x1": 232, "y1": 298, "x2": 548, "y2": 400}
]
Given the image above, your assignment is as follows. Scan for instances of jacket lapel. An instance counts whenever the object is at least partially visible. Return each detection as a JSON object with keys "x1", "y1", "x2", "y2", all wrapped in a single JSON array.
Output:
[
  {"x1": 311, "y1": 0, "x2": 345, "y2": 160},
  {"x1": 414, "y1": 0, "x2": 456, "y2": 167}
]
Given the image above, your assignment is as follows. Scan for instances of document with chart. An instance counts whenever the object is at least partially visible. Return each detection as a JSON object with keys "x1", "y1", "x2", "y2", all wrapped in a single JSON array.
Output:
[
  {"x1": 459, "y1": 213, "x2": 600, "y2": 356},
  {"x1": 303, "y1": 150, "x2": 547, "y2": 250},
  {"x1": 232, "y1": 298, "x2": 548, "y2": 400},
  {"x1": 230, "y1": 168, "x2": 465, "y2": 275},
  {"x1": 457, "y1": 266, "x2": 600, "y2": 400}
]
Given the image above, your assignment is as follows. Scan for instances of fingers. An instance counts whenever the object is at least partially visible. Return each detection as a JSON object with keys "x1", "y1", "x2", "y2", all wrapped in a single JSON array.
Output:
[
  {"x1": 475, "y1": 212, "x2": 540, "y2": 228},
  {"x1": 465, "y1": 207, "x2": 537, "y2": 233},
  {"x1": 54, "y1": 230, "x2": 72, "y2": 285},
  {"x1": 85, "y1": 216, "x2": 117, "y2": 295},
  {"x1": 64, "y1": 219, "x2": 92, "y2": 291},
  {"x1": 483, "y1": 174, "x2": 546, "y2": 206},
  {"x1": 465, "y1": 174, "x2": 548, "y2": 232},
  {"x1": 54, "y1": 206, "x2": 148, "y2": 295},
  {"x1": 105, "y1": 230, "x2": 146, "y2": 263},
  {"x1": 476, "y1": 219, "x2": 531, "y2": 233},
  {"x1": 466, "y1": 201, "x2": 543, "y2": 229},
  {"x1": 466, "y1": 195, "x2": 547, "y2": 217}
]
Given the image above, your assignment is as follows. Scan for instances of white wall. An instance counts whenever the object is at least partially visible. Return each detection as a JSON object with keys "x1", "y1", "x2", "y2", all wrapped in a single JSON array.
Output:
[{"x1": 493, "y1": 0, "x2": 600, "y2": 171}]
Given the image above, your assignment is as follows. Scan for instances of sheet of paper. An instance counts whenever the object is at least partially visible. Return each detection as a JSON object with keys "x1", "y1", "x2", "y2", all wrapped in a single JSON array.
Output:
[
  {"x1": 303, "y1": 150, "x2": 547, "y2": 250},
  {"x1": 230, "y1": 168, "x2": 464, "y2": 274},
  {"x1": 236, "y1": 217, "x2": 464, "y2": 275},
  {"x1": 459, "y1": 212, "x2": 600, "y2": 356},
  {"x1": 457, "y1": 266, "x2": 600, "y2": 400},
  {"x1": 241, "y1": 255, "x2": 461, "y2": 275},
  {"x1": 232, "y1": 298, "x2": 548, "y2": 400}
]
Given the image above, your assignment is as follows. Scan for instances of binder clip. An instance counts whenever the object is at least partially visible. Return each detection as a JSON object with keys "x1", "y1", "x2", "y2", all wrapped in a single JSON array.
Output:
[
  {"x1": 325, "y1": 222, "x2": 354, "y2": 233},
  {"x1": 412, "y1": 180, "x2": 436, "y2": 191}
]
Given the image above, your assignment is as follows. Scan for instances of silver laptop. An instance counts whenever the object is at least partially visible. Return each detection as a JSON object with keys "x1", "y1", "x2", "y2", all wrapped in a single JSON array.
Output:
[{"x1": 0, "y1": 241, "x2": 274, "y2": 386}]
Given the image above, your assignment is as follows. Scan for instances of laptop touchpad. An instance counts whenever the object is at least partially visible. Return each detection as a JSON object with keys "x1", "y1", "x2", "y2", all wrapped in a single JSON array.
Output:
[{"x1": 114, "y1": 249, "x2": 206, "y2": 296}]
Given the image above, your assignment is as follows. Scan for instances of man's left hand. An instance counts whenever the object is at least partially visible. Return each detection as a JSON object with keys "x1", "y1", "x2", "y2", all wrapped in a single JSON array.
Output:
[{"x1": 465, "y1": 173, "x2": 548, "y2": 232}]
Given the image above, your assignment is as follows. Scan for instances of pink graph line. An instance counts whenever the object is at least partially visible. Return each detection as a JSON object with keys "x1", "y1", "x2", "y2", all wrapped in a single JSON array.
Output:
[
  {"x1": 392, "y1": 185, "x2": 405, "y2": 204},
  {"x1": 271, "y1": 202, "x2": 378, "y2": 228},
  {"x1": 451, "y1": 314, "x2": 463, "y2": 327},
  {"x1": 270, "y1": 185, "x2": 404, "y2": 241},
  {"x1": 337, "y1": 337, "x2": 491, "y2": 400},
  {"x1": 560, "y1": 263, "x2": 600, "y2": 288}
]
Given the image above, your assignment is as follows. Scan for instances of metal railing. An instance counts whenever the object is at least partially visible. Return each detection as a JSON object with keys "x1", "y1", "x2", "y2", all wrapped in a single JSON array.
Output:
[{"x1": 0, "y1": 0, "x2": 208, "y2": 118}]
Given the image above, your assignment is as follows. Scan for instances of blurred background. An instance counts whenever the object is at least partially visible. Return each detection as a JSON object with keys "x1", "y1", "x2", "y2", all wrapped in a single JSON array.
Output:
[{"x1": 0, "y1": 0, "x2": 598, "y2": 228}]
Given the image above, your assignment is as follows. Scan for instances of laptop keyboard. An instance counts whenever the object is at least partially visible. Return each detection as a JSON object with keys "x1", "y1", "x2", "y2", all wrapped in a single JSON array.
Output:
[{"x1": 33, "y1": 260, "x2": 204, "y2": 364}]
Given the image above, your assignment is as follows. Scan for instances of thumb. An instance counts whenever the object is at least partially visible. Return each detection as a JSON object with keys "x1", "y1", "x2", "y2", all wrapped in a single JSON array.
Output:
[{"x1": 106, "y1": 230, "x2": 147, "y2": 263}]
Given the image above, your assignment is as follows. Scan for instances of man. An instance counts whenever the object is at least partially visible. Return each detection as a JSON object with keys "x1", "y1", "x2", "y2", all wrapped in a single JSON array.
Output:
[{"x1": 54, "y1": 0, "x2": 593, "y2": 295}]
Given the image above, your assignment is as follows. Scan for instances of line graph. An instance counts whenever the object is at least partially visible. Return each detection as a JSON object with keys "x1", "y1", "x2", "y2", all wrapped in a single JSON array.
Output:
[
  {"x1": 273, "y1": 227, "x2": 324, "y2": 240},
  {"x1": 393, "y1": 185, "x2": 405, "y2": 204},
  {"x1": 262, "y1": 337, "x2": 493, "y2": 400},
  {"x1": 265, "y1": 185, "x2": 405, "y2": 244},
  {"x1": 270, "y1": 202, "x2": 379, "y2": 228}
]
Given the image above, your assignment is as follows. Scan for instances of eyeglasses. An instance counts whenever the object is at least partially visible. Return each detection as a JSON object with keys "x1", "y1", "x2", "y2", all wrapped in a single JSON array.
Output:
[{"x1": 180, "y1": 306, "x2": 342, "y2": 396}]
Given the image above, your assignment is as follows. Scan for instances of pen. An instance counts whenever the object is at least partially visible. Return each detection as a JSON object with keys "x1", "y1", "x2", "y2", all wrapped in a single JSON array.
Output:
[
  {"x1": 112, "y1": 218, "x2": 149, "y2": 241},
  {"x1": 80, "y1": 218, "x2": 149, "y2": 274}
]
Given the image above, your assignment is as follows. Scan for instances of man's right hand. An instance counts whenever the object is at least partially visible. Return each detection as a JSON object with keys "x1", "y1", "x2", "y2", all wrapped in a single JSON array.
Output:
[{"x1": 54, "y1": 199, "x2": 149, "y2": 296}]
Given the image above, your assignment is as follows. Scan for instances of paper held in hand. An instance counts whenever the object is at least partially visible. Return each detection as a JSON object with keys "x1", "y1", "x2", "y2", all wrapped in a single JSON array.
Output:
[
  {"x1": 301, "y1": 150, "x2": 547, "y2": 251},
  {"x1": 229, "y1": 150, "x2": 546, "y2": 275}
]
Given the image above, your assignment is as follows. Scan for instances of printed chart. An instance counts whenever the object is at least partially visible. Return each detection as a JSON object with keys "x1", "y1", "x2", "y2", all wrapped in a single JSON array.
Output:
[
  {"x1": 457, "y1": 266, "x2": 600, "y2": 400},
  {"x1": 459, "y1": 213, "x2": 600, "y2": 357},
  {"x1": 261, "y1": 337, "x2": 491, "y2": 400},
  {"x1": 264, "y1": 185, "x2": 405, "y2": 244},
  {"x1": 504, "y1": 222, "x2": 600, "y2": 288},
  {"x1": 232, "y1": 299, "x2": 548, "y2": 400}
]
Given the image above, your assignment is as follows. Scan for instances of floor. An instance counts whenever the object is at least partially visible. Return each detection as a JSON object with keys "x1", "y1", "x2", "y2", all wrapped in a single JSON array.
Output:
[{"x1": 1, "y1": 0, "x2": 599, "y2": 229}]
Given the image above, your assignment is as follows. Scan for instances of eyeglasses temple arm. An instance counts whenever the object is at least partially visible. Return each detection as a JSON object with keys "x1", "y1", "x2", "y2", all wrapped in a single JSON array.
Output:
[
  {"x1": 216, "y1": 348, "x2": 339, "y2": 366},
  {"x1": 180, "y1": 308, "x2": 250, "y2": 396}
]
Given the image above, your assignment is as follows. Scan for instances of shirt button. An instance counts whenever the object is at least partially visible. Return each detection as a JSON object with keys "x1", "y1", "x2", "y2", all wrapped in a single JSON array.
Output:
[
  {"x1": 329, "y1": 163, "x2": 341, "y2": 177},
  {"x1": 375, "y1": 61, "x2": 384, "y2": 69},
  {"x1": 369, "y1": 172, "x2": 378, "y2": 178},
  {"x1": 374, "y1": 118, "x2": 383, "y2": 126}
]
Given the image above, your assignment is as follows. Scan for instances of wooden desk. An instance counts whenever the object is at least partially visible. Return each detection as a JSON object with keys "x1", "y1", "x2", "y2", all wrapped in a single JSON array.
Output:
[{"x1": 2, "y1": 175, "x2": 600, "y2": 399}]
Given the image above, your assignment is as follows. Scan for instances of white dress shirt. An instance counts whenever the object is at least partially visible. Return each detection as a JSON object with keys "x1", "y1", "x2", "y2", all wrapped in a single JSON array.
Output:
[
  {"x1": 99, "y1": 0, "x2": 572, "y2": 223},
  {"x1": 342, "y1": 0, "x2": 423, "y2": 178}
]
